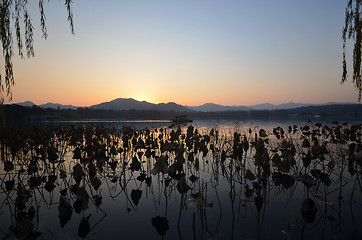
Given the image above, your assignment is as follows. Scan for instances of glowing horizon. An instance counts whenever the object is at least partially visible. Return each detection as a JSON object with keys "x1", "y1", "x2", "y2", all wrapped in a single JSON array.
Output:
[{"x1": 10, "y1": 95, "x2": 359, "y2": 108}]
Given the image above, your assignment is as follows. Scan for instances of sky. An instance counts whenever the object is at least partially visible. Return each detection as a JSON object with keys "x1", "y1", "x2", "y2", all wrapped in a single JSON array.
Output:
[{"x1": 5, "y1": 0, "x2": 359, "y2": 107}]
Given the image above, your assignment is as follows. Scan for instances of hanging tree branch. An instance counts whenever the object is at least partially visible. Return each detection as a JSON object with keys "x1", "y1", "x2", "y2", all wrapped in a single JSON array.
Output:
[
  {"x1": 342, "y1": 0, "x2": 362, "y2": 101},
  {"x1": 0, "y1": 0, "x2": 14, "y2": 102},
  {"x1": 0, "y1": 0, "x2": 74, "y2": 103}
]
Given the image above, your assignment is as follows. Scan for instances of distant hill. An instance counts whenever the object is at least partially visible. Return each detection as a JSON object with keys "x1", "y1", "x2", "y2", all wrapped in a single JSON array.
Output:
[
  {"x1": 40, "y1": 103, "x2": 78, "y2": 110},
  {"x1": 14, "y1": 101, "x2": 78, "y2": 110},
  {"x1": 186, "y1": 102, "x2": 311, "y2": 112},
  {"x1": 186, "y1": 101, "x2": 357, "y2": 111},
  {"x1": 14, "y1": 99, "x2": 357, "y2": 113},
  {"x1": 249, "y1": 102, "x2": 311, "y2": 110},
  {"x1": 15, "y1": 101, "x2": 36, "y2": 107},
  {"x1": 90, "y1": 98, "x2": 192, "y2": 112},
  {"x1": 156, "y1": 102, "x2": 192, "y2": 112},
  {"x1": 186, "y1": 103, "x2": 251, "y2": 112},
  {"x1": 91, "y1": 98, "x2": 153, "y2": 110}
]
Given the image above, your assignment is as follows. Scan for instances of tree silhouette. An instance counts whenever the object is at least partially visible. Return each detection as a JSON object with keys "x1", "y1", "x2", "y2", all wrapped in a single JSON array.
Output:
[
  {"x1": 342, "y1": 0, "x2": 361, "y2": 101},
  {"x1": 0, "y1": 0, "x2": 74, "y2": 103}
]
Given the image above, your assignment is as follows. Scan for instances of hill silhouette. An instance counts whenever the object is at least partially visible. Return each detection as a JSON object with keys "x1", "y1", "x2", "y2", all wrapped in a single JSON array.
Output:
[
  {"x1": 90, "y1": 98, "x2": 192, "y2": 112},
  {"x1": 14, "y1": 98, "x2": 357, "y2": 112}
]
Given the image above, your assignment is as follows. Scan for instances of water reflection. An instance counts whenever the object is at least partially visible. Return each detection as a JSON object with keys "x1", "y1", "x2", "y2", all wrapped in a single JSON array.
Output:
[{"x1": 0, "y1": 122, "x2": 361, "y2": 239}]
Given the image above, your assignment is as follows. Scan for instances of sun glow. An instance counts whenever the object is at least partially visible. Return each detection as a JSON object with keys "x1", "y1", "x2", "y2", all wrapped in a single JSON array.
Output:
[
  {"x1": 8, "y1": 1, "x2": 357, "y2": 107},
  {"x1": 132, "y1": 95, "x2": 153, "y2": 103}
]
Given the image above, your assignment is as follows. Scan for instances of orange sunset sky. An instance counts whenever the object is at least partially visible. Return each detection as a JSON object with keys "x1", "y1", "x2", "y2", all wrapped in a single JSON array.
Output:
[{"x1": 4, "y1": 0, "x2": 359, "y2": 107}]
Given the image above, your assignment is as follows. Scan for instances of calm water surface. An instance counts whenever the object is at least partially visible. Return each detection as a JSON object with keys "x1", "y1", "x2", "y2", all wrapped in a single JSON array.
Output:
[{"x1": 0, "y1": 120, "x2": 361, "y2": 239}]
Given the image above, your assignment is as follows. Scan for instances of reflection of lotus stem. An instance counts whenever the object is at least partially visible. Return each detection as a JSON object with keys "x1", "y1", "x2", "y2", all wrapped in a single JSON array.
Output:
[
  {"x1": 192, "y1": 212, "x2": 196, "y2": 240},
  {"x1": 177, "y1": 194, "x2": 183, "y2": 233}
]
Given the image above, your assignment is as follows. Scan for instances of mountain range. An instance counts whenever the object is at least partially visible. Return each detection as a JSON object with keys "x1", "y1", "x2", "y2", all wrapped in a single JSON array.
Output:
[
  {"x1": 90, "y1": 98, "x2": 191, "y2": 112},
  {"x1": 13, "y1": 98, "x2": 356, "y2": 112}
]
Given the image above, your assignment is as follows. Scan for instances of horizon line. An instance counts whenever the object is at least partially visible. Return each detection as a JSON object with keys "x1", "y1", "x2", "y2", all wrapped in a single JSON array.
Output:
[{"x1": 9, "y1": 98, "x2": 358, "y2": 108}]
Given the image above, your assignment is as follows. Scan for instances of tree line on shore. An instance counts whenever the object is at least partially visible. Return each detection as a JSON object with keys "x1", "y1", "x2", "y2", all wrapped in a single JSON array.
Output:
[{"x1": 2, "y1": 103, "x2": 362, "y2": 124}]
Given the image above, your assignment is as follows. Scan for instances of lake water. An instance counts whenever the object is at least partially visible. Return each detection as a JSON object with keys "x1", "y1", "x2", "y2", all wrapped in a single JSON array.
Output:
[
  {"x1": 48, "y1": 119, "x2": 314, "y2": 133},
  {"x1": 0, "y1": 120, "x2": 361, "y2": 239}
]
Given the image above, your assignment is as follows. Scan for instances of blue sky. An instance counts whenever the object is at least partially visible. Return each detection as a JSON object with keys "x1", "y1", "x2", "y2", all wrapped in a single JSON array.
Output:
[{"x1": 9, "y1": 0, "x2": 357, "y2": 106}]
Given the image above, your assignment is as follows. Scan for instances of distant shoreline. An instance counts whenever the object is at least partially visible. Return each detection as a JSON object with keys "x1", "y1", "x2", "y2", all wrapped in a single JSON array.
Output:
[{"x1": 2, "y1": 103, "x2": 362, "y2": 125}]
